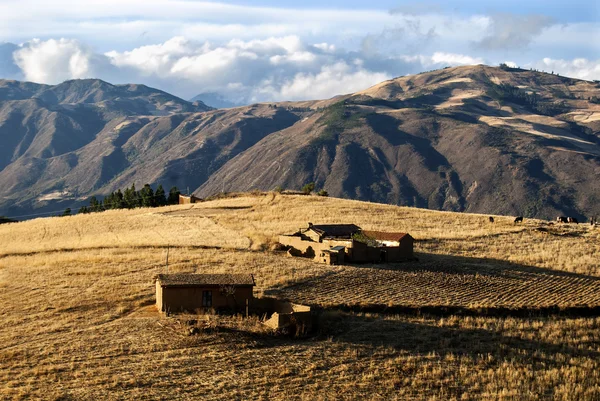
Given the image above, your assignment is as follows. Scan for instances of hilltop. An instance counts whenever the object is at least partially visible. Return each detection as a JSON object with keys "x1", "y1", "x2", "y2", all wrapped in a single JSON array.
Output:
[
  {"x1": 198, "y1": 65, "x2": 600, "y2": 220},
  {"x1": 0, "y1": 194, "x2": 598, "y2": 399},
  {"x1": 0, "y1": 65, "x2": 599, "y2": 219}
]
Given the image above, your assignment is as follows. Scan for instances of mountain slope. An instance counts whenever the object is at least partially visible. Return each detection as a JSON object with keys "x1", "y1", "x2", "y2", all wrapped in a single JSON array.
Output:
[
  {"x1": 197, "y1": 65, "x2": 600, "y2": 219},
  {"x1": 0, "y1": 79, "x2": 215, "y2": 215},
  {"x1": 0, "y1": 66, "x2": 599, "y2": 219}
]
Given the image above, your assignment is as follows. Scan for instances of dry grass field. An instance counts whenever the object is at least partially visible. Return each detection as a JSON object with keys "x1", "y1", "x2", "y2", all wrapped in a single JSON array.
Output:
[{"x1": 1, "y1": 193, "x2": 599, "y2": 400}]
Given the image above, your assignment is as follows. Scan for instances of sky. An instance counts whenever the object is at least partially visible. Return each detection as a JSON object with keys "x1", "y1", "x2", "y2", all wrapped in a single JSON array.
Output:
[{"x1": 0, "y1": 0, "x2": 598, "y2": 104}]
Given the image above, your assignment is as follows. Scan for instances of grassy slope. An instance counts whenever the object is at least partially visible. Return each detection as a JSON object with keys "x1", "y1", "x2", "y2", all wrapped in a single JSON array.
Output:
[{"x1": 0, "y1": 193, "x2": 599, "y2": 400}]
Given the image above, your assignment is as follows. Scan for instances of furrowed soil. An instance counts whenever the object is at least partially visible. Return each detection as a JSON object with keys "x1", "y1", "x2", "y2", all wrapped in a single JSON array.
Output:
[{"x1": 1, "y1": 193, "x2": 599, "y2": 400}]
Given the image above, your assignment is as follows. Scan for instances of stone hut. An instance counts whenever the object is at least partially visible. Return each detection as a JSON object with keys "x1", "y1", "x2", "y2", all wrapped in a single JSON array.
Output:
[
  {"x1": 279, "y1": 223, "x2": 414, "y2": 264},
  {"x1": 155, "y1": 273, "x2": 255, "y2": 314}
]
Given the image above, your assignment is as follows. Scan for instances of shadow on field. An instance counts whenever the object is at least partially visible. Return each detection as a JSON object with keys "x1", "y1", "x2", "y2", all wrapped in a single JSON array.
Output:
[
  {"x1": 265, "y1": 252, "x2": 600, "y2": 318},
  {"x1": 375, "y1": 252, "x2": 600, "y2": 280},
  {"x1": 316, "y1": 311, "x2": 600, "y2": 367}
]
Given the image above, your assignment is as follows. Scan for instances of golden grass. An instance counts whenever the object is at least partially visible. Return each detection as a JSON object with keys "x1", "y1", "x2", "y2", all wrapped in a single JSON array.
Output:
[{"x1": 0, "y1": 193, "x2": 599, "y2": 400}]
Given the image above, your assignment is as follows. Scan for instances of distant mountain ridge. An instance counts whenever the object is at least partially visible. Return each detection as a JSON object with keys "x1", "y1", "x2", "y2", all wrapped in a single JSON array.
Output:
[
  {"x1": 190, "y1": 92, "x2": 245, "y2": 109},
  {"x1": 0, "y1": 66, "x2": 599, "y2": 220}
]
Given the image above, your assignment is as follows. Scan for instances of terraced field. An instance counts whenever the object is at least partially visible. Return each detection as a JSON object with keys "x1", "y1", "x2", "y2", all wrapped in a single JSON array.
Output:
[{"x1": 269, "y1": 254, "x2": 600, "y2": 309}]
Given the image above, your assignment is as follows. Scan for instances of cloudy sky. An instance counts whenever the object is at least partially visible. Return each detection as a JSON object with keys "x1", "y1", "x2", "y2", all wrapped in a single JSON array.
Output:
[{"x1": 0, "y1": 0, "x2": 598, "y2": 104}]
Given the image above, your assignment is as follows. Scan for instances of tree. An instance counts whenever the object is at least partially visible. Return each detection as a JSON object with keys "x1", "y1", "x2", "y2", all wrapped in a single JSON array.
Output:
[
  {"x1": 168, "y1": 186, "x2": 181, "y2": 205},
  {"x1": 62, "y1": 208, "x2": 71, "y2": 216},
  {"x1": 317, "y1": 189, "x2": 329, "y2": 197},
  {"x1": 273, "y1": 185, "x2": 283, "y2": 193},
  {"x1": 123, "y1": 184, "x2": 138, "y2": 209},
  {"x1": 103, "y1": 193, "x2": 116, "y2": 210},
  {"x1": 89, "y1": 196, "x2": 102, "y2": 213},
  {"x1": 114, "y1": 189, "x2": 125, "y2": 209},
  {"x1": 302, "y1": 182, "x2": 315, "y2": 195},
  {"x1": 78, "y1": 206, "x2": 89, "y2": 214},
  {"x1": 155, "y1": 185, "x2": 167, "y2": 206},
  {"x1": 140, "y1": 184, "x2": 155, "y2": 208}
]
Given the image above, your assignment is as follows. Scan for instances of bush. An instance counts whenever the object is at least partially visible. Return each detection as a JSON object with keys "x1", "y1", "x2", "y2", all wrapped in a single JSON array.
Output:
[
  {"x1": 317, "y1": 189, "x2": 329, "y2": 197},
  {"x1": 273, "y1": 186, "x2": 283, "y2": 193},
  {"x1": 302, "y1": 182, "x2": 315, "y2": 195}
]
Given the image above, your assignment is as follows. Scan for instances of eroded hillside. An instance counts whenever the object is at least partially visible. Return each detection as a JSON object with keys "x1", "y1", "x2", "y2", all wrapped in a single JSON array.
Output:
[
  {"x1": 198, "y1": 65, "x2": 600, "y2": 219},
  {"x1": 1, "y1": 65, "x2": 599, "y2": 220}
]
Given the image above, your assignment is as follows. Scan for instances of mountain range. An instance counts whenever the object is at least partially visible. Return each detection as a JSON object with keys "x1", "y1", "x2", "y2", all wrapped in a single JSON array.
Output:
[{"x1": 0, "y1": 65, "x2": 599, "y2": 220}]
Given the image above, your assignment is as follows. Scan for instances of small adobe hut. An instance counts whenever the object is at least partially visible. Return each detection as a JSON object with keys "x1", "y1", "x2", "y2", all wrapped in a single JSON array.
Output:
[
  {"x1": 279, "y1": 223, "x2": 414, "y2": 264},
  {"x1": 155, "y1": 273, "x2": 255, "y2": 314},
  {"x1": 179, "y1": 194, "x2": 202, "y2": 204},
  {"x1": 360, "y1": 231, "x2": 414, "y2": 261}
]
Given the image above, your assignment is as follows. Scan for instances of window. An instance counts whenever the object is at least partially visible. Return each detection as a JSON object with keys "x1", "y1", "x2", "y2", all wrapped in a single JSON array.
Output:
[{"x1": 202, "y1": 290, "x2": 212, "y2": 307}]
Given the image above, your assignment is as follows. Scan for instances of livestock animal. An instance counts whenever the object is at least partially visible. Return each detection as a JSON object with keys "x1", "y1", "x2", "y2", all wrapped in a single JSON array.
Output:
[
  {"x1": 556, "y1": 216, "x2": 568, "y2": 223},
  {"x1": 514, "y1": 216, "x2": 523, "y2": 223},
  {"x1": 489, "y1": 216, "x2": 495, "y2": 223},
  {"x1": 568, "y1": 217, "x2": 579, "y2": 224}
]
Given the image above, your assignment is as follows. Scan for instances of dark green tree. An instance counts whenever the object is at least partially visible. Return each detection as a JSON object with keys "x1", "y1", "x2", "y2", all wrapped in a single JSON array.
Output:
[
  {"x1": 140, "y1": 184, "x2": 155, "y2": 208},
  {"x1": 89, "y1": 196, "x2": 102, "y2": 213},
  {"x1": 167, "y1": 186, "x2": 181, "y2": 205},
  {"x1": 78, "y1": 206, "x2": 89, "y2": 214},
  {"x1": 62, "y1": 208, "x2": 72, "y2": 216},
  {"x1": 103, "y1": 192, "x2": 116, "y2": 210},
  {"x1": 114, "y1": 189, "x2": 125, "y2": 209},
  {"x1": 123, "y1": 184, "x2": 138, "y2": 209},
  {"x1": 155, "y1": 185, "x2": 167, "y2": 206}
]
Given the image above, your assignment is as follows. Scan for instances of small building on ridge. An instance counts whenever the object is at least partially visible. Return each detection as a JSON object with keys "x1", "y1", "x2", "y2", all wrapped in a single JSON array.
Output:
[
  {"x1": 279, "y1": 223, "x2": 414, "y2": 265},
  {"x1": 155, "y1": 273, "x2": 255, "y2": 314},
  {"x1": 179, "y1": 194, "x2": 202, "y2": 204}
]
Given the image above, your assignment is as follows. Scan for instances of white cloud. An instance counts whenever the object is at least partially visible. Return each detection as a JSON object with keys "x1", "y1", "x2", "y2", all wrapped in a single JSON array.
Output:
[
  {"x1": 13, "y1": 39, "x2": 95, "y2": 83},
  {"x1": 430, "y1": 52, "x2": 484, "y2": 66},
  {"x1": 104, "y1": 36, "x2": 393, "y2": 101},
  {"x1": 276, "y1": 62, "x2": 390, "y2": 101},
  {"x1": 533, "y1": 58, "x2": 600, "y2": 81},
  {"x1": 4, "y1": 33, "x2": 600, "y2": 107},
  {"x1": 401, "y1": 52, "x2": 484, "y2": 68}
]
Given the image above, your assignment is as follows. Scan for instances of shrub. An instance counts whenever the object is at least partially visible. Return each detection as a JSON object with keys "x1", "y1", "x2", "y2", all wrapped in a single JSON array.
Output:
[
  {"x1": 317, "y1": 189, "x2": 329, "y2": 197},
  {"x1": 302, "y1": 182, "x2": 315, "y2": 195}
]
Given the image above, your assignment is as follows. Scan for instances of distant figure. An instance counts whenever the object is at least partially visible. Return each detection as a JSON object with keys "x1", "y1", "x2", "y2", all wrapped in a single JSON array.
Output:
[
  {"x1": 557, "y1": 216, "x2": 568, "y2": 223},
  {"x1": 568, "y1": 217, "x2": 579, "y2": 224},
  {"x1": 514, "y1": 216, "x2": 523, "y2": 223},
  {"x1": 489, "y1": 216, "x2": 495, "y2": 223}
]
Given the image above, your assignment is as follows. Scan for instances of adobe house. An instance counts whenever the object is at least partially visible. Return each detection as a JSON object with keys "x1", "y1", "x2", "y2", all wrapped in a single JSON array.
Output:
[
  {"x1": 279, "y1": 223, "x2": 414, "y2": 264},
  {"x1": 179, "y1": 194, "x2": 202, "y2": 204},
  {"x1": 358, "y1": 231, "x2": 414, "y2": 262},
  {"x1": 155, "y1": 273, "x2": 255, "y2": 314}
]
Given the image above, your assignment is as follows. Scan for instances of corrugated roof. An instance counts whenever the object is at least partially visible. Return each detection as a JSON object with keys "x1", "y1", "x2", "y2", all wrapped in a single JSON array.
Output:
[
  {"x1": 329, "y1": 245, "x2": 346, "y2": 251},
  {"x1": 309, "y1": 224, "x2": 361, "y2": 238},
  {"x1": 362, "y1": 230, "x2": 411, "y2": 242},
  {"x1": 155, "y1": 273, "x2": 255, "y2": 287}
]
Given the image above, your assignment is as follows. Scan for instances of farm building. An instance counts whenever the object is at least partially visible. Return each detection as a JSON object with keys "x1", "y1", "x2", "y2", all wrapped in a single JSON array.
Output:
[
  {"x1": 279, "y1": 223, "x2": 414, "y2": 265},
  {"x1": 179, "y1": 194, "x2": 202, "y2": 204},
  {"x1": 155, "y1": 273, "x2": 255, "y2": 314},
  {"x1": 252, "y1": 297, "x2": 313, "y2": 332}
]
